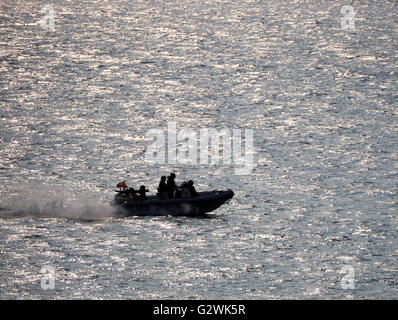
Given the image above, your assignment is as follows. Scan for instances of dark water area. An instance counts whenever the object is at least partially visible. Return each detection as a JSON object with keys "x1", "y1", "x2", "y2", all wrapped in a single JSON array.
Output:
[{"x1": 0, "y1": 0, "x2": 397, "y2": 299}]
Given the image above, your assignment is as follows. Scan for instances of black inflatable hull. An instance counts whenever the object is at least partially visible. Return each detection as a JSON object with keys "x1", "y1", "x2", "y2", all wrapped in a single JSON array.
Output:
[{"x1": 112, "y1": 189, "x2": 234, "y2": 216}]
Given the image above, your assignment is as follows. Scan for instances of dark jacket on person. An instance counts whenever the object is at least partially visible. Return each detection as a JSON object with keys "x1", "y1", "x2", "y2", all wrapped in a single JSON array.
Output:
[
  {"x1": 138, "y1": 186, "x2": 149, "y2": 200},
  {"x1": 158, "y1": 180, "x2": 167, "y2": 194},
  {"x1": 166, "y1": 176, "x2": 176, "y2": 198},
  {"x1": 187, "y1": 181, "x2": 198, "y2": 197},
  {"x1": 188, "y1": 185, "x2": 198, "y2": 197}
]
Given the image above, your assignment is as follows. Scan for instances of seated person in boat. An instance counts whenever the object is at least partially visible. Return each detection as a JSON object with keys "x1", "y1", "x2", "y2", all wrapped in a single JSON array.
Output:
[
  {"x1": 175, "y1": 186, "x2": 182, "y2": 198},
  {"x1": 188, "y1": 180, "x2": 198, "y2": 197},
  {"x1": 179, "y1": 182, "x2": 188, "y2": 198},
  {"x1": 180, "y1": 180, "x2": 198, "y2": 197},
  {"x1": 157, "y1": 176, "x2": 168, "y2": 198},
  {"x1": 125, "y1": 187, "x2": 138, "y2": 195},
  {"x1": 137, "y1": 185, "x2": 149, "y2": 200}
]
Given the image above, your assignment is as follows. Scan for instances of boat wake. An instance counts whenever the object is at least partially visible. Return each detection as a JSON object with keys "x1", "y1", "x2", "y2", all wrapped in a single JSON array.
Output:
[
  {"x1": 0, "y1": 201, "x2": 118, "y2": 220},
  {"x1": 0, "y1": 185, "x2": 117, "y2": 220}
]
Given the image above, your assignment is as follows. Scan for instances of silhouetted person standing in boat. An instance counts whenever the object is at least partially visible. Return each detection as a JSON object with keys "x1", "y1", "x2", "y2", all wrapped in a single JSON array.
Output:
[
  {"x1": 157, "y1": 176, "x2": 168, "y2": 198},
  {"x1": 166, "y1": 173, "x2": 177, "y2": 199}
]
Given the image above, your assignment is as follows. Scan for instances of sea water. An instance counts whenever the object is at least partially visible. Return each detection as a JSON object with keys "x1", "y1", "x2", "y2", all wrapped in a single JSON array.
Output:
[{"x1": 0, "y1": 0, "x2": 396, "y2": 299}]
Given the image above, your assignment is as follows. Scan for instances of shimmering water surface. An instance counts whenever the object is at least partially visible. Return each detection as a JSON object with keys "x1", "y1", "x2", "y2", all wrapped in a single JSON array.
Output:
[{"x1": 0, "y1": 0, "x2": 397, "y2": 299}]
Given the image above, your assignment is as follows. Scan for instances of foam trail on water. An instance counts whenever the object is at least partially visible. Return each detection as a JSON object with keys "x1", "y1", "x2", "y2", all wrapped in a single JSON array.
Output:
[{"x1": 0, "y1": 184, "x2": 118, "y2": 220}]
